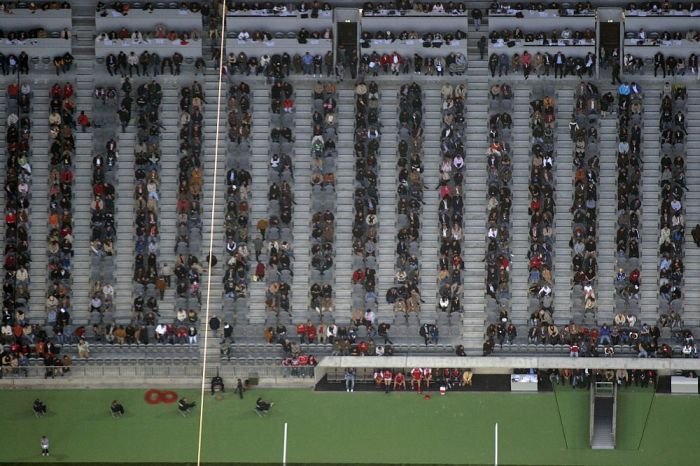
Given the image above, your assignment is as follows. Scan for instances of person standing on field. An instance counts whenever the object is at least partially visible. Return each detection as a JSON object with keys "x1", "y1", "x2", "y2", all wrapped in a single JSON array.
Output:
[{"x1": 40, "y1": 436, "x2": 50, "y2": 457}]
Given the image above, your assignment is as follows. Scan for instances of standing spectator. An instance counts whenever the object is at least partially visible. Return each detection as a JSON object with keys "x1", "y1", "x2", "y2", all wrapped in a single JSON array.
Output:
[
  {"x1": 223, "y1": 321, "x2": 233, "y2": 342},
  {"x1": 206, "y1": 253, "x2": 218, "y2": 269},
  {"x1": 209, "y1": 315, "x2": 221, "y2": 337},
  {"x1": 344, "y1": 368, "x2": 356, "y2": 392},
  {"x1": 156, "y1": 275, "x2": 167, "y2": 299},
  {"x1": 235, "y1": 378, "x2": 245, "y2": 399},
  {"x1": 692, "y1": 224, "x2": 700, "y2": 247},
  {"x1": 611, "y1": 60, "x2": 622, "y2": 85},
  {"x1": 256, "y1": 218, "x2": 269, "y2": 240},
  {"x1": 253, "y1": 236, "x2": 264, "y2": 261},
  {"x1": 188, "y1": 326, "x2": 198, "y2": 344},
  {"x1": 471, "y1": 8, "x2": 482, "y2": 31},
  {"x1": 160, "y1": 263, "x2": 172, "y2": 286},
  {"x1": 40, "y1": 436, "x2": 50, "y2": 457},
  {"x1": 478, "y1": 36, "x2": 487, "y2": 60},
  {"x1": 78, "y1": 338, "x2": 90, "y2": 359},
  {"x1": 127, "y1": 51, "x2": 139, "y2": 76},
  {"x1": 78, "y1": 110, "x2": 91, "y2": 132}
]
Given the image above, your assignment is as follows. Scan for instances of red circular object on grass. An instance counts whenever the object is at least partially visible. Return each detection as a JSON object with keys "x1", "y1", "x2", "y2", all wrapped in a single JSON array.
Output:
[{"x1": 144, "y1": 389, "x2": 178, "y2": 404}]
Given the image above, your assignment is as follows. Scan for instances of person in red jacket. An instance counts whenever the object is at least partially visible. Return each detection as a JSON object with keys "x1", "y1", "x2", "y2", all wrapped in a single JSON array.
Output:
[
  {"x1": 296, "y1": 323, "x2": 307, "y2": 343},
  {"x1": 77, "y1": 111, "x2": 91, "y2": 132},
  {"x1": 383, "y1": 369, "x2": 393, "y2": 393},
  {"x1": 305, "y1": 322, "x2": 316, "y2": 343},
  {"x1": 411, "y1": 367, "x2": 423, "y2": 392},
  {"x1": 394, "y1": 371, "x2": 406, "y2": 390}
]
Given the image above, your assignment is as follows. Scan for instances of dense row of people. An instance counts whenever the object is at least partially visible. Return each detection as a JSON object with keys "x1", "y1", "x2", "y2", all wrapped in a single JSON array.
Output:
[
  {"x1": 223, "y1": 81, "x2": 252, "y2": 302},
  {"x1": 105, "y1": 51, "x2": 187, "y2": 77},
  {"x1": 309, "y1": 81, "x2": 337, "y2": 316},
  {"x1": 227, "y1": 1, "x2": 333, "y2": 15},
  {"x1": 625, "y1": 2, "x2": 700, "y2": 15},
  {"x1": 46, "y1": 82, "x2": 75, "y2": 332},
  {"x1": 360, "y1": 51, "x2": 467, "y2": 76},
  {"x1": 625, "y1": 52, "x2": 700, "y2": 78},
  {"x1": 437, "y1": 82, "x2": 466, "y2": 315},
  {"x1": 569, "y1": 81, "x2": 600, "y2": 318},
  {"x1": 132, "y1": 80, "x2": 164, "y2": 325},
  {"x1": 490, "y1": 1, "x2": 595, "y2": 14},
  {"x1": 362, "y1": 1, "x2": 468, "y2": 15},
  {"x1": 658, "y1": 84, "x2": 687, "y2": 313},
  {"x1": 235, "y1": 27, "x2": 332, "y2": 42},
  {"x1": 488, "y1": 51, "x2": 595, "y2": 79},
  {"x1": 4, "y1": 83, "x2": 32, "y2": 337},
  {"x1": 351, "y1": 81, "x2": 380, "y2": 326},
  {"x1": 360, "y1": 30, "x2": 467, "y2": 47},
  {"x1": 265, "y1": 79, "x2": 295, "y2": 315},
  {"x1": 174, "y1": 81, "x2": 206, "y2": 318},
  {"x1": 89, "y1": 85, "x2": 121, "y2": 328},
  {"x1": 485, "y1": 83, "x2": 513, "y2": 320},
  {"x1": 388, "y1": 82, "x2": 425, "y2": 317},
  {"x1": 222, "y1": 51, "x2": 333, "y2": 78},
  {"x1": 615, "y1": 82, "x2": 643, "y2": 311},
  {"x1": 489, "y1": 27, "x2": 595, "y2": 44},
  {"x1": 96, "y1": 27, "x2": 201, "y2": 43},
  {"x1": 527, "y1": 92, "x2": 556, "y2": 337},
  {"x1": 96, "y1": 0, "x2": 209, "y2": 14}
]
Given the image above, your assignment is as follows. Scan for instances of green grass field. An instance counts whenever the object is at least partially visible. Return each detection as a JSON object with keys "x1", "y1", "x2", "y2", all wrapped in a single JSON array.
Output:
[{"x1": 0, "y1": 386, "x2": 697, "y2": 465}]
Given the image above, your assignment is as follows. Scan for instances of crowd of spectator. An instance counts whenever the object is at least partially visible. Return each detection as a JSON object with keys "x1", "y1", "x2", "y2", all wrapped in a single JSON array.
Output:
[
  {"x1": 96, "y1": 0, "x2": 209, "y2": 15},
  {"x1": 88, "y1": 84, "x2": 120, "y2": 330},
  {"x1": 265, "y1": 79, "x2": 295, "y2": 315},
  {"x1": 105, "y1": 50, "x2": 188, "y2": 77},
  {"x1": 489, "y1": 27, "x2": 595, "y2": 44},
  {"x1": 436, "y1": 83, "x2": 466, "y2": 315},
  {"x1": 489, "y1": 1, "x2": 595, "y2": 15},
  {"x1": 387, "y1": 82, "x2": 424, "y2": 317},
  {"x1": 569, "y1": 81, "x2": 600, "y2": 318},
  {"x1": 367, "y1": 367, "x2": 471, "y2": 393},
  {"x1": 226, "y1": 1, "x2": 333, "y2": 16},
  {"x1": 489, "y1": 51, "x2": 595, "y2": 79},
  {"x1": 362, "y1": 1, "x2": 468, "y2": 15},
  {"x1": 485, "y1": 83, "x2": 512, "y2": 322},
  {"x1": 627, "y1": 28, "x2": 700, "y2": 44},
  {"x1": 625, "y1": 2, "x2": 700, "y2": 15},
  {"x1": 658, "y1": 83, "x2": 687, "y2": 313},
  {"x1": 624, "y1": 52, "x2": 699, "y2": 78},
  {"x1": 46, "y1": 82, "x2": 75, "y2": 335},
  {"x1": 4, "y1": 82, "x2": 32, "y2": 343},
  {"x1": 131, "y1": 79, "x2": 165, "y2": 327},
  {"x1": 96, "y1": 27, "x2": 201, "y2": 43},
  {"x1": 309, "y1": 81, "x2": 337, "y2": 316},
  {"x1": 223, "y1": 50, "x2": 334, "y2": 79},
  {"x1": 234, "y1": 27, "x2": 332, "y2": 42},
  {"x1": 223, "y1": 81, "x2": 252, "y2": 302},
  {"x1": 360, "y1": 51, "x2": 467, "y2": 76},
  {"x1": 351, "y1": 81, "x2": 380, "y2": 327},
  {"x1": 547, "y1": 368, "x2": 658, "y2": 388},
  {"x1": 360, "y1": 29, "x2": 467, "y2": 47},
  {"x1": 526, "y1": 91, "x2": 556, "y2": 338},
  {"x1": 2, "y1": 1, "x2": 71, "y2": 12},
  {"x1": 615, "y1": 82, "x2": 643, "y2": 311}
]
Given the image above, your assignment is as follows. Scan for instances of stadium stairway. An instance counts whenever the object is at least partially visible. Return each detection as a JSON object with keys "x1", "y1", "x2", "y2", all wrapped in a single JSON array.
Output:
[
  {"x1": 291, "y1": 82, "x2": 312, "y2": 324},
  {"x1": 419, "y1": 86, "x2": 441, "y2": 326},
  {"x1": 29, "y1": 82, "x2": 49, "y2": 323},
  {"x1": 597, "y1": 98, "x2": 618, "y2": 325},
  {"x1": 332, "y1": 88, "x2": 356, "y2": 325},
  {"x1": 640, "y1": 86, "x2": 661, "y2": 324},
  {"x1": 114, "y1": 109, "x2": 135, "y2": 323},
  {"x1": 200, "y1": 67, "x2": 226, "y2": 321},
  {"x1": 376, "y1": 83, "x2": 398, "y2": 323},
  {"x1": 554, "y1": 89, "x2": 573, "y2": 325},
  {"x1": 462, "y1": 29, "x2": 489, "y2": 351},
  {"x1": 70, "y1": 48, "x2": 98, "y2": 325},
  {"x1": 683, "y1": 87, "x2": 700, "y2": 327},
  {"x1": 247, "y1": 85, "x2": 271, "y2": 326},
  {"x1": 509, "y1": 87, "x2": 532, "y2": 331}
]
